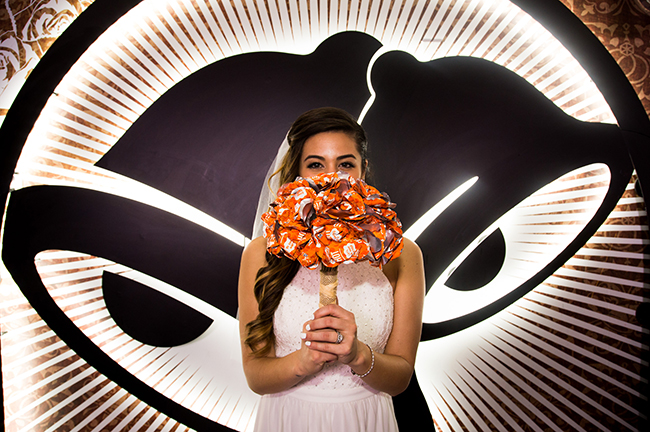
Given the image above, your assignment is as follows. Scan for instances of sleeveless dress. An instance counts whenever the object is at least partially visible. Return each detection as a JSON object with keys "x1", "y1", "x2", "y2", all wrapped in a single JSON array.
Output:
[{"x1": 253, "y1": 261, "x2": 398, "y2": 432}]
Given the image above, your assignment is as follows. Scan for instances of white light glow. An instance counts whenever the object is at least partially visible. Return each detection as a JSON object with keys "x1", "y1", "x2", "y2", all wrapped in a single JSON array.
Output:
[
  {"x1": 358, "y1": 46, "x2": 390, "y2": 124},
  {"x1": 404, "y1": 176, "x2": 479, "y2": 241},
  {"x1": 11, "y1": 162, "x2": 249, "y2": 248},
  {"x1": 422, "y1": 163, "x2": 611, "y2": 324},
  {"x1": 104, "y1": 266, "x2": 230, "y2": 322},
  {"x1": 34, "y1": 251, "x2": 259, "y2": 431}
]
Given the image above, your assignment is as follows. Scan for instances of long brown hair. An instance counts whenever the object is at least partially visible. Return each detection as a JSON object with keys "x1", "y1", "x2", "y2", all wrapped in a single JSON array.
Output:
[{"x1": 245, "y1": 107, "x2": 369, "y2": 356}]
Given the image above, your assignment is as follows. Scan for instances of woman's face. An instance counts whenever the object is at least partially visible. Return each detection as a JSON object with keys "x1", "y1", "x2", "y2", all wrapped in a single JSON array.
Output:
[{"x1": 298, "y1": 131, "x2": 365, "y2": 179}]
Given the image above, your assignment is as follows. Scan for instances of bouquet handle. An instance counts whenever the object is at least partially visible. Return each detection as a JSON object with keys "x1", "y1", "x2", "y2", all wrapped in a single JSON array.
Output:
[{"x1": 319, "y1": 265, "x2": 338, "y2": 307}]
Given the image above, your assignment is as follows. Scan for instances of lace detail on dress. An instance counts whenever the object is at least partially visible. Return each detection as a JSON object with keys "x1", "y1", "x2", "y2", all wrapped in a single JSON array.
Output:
[{"x1": 273, "y1": 261, "x2": 394, "y2": 390}]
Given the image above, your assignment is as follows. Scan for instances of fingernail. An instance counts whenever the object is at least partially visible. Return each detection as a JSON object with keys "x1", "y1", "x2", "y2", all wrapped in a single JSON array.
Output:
[
  {"x1": 300, "y1": 333, "x2": 306, "y2": 339},
  {"x1": 305, "y1": 341, "x2": 311, "y2": 346},
  {"x1": 306, "y1": 324, "x2": 311, "y2": 331}
]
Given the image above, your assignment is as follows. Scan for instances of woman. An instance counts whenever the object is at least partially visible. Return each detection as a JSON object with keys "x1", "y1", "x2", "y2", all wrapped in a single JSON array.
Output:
[{"x1": 238, "y1": 107, "x2": 425, "y2": 431}]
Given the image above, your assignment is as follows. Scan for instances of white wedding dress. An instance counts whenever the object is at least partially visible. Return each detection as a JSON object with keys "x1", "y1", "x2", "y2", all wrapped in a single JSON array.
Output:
[{"x1": 253, "y1": 261, "x2": 399, "y2": 432}]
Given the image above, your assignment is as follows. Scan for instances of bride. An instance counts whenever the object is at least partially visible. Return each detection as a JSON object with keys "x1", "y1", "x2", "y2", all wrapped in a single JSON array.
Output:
[{"x1": 238, "y1": 107, "x2": 425, "y2": 431}]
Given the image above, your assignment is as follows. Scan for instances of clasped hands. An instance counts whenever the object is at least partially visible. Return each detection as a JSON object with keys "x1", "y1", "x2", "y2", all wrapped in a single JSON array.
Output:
[{"x1": 297, "y1": 303, "x2": 361, "y2": 376}]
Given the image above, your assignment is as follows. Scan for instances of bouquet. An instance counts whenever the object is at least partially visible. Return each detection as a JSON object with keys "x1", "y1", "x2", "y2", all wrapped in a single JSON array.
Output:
[{"x1": 262, "y1": 172, "x2": 403, "y2": 307}]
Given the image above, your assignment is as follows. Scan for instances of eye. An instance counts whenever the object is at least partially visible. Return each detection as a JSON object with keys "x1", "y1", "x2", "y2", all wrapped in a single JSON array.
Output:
[
  {"x1": 339, "y1": 161, "x2": 356, "y2": 169},
  {"x1": 307, "y1": 162, "x2": 324, "y2": 169}
]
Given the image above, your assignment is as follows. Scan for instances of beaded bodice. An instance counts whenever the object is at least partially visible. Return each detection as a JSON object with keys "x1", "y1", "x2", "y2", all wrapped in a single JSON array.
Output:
[{"x1": 273, "y1": 261, "x2": 394, "y2": 390}]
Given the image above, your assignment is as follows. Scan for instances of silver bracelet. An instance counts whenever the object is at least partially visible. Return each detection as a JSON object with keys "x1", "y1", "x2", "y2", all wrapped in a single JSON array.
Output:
[{"x1": 351, "y1": 343, "x2": 375, "y2": 378}]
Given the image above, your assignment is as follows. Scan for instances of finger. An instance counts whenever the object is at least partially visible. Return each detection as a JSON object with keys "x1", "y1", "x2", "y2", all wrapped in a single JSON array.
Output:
[
  {"x1": 301, "y1": 328, "x2": 340, "y2": 344},
  {"x1": 304, "y1": 340, "x2": 346, "y2": 355},
  {"x1": 313, "y1": 304, "x2": 351, "y2": 319},
  {"x1": 306, "y1": 316, "x2": 344, "y2": 333},
  {"x1": 300, "y1": 329, "x2": 338, "y2": 342},
  {"x1": 312, "y1": 351, "x2": 337, "y2": 364},
  {"x1": 308, "y1": 317, "x2": 357, "y2": 339},
  {"x1": 300, "y1": 346, "x2": 336, "y2": 373},
  {"x1": 303, "y1": 319, "x2": 334, "y2": 332}
]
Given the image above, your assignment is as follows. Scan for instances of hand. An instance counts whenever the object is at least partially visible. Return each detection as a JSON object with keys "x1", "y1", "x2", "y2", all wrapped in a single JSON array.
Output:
[
  {"x1": 294, "y1": 318, "x2": 338, "y2": 377},
  {"x1": 301, "y1": 304, "x2": 360, "y2": 366}
]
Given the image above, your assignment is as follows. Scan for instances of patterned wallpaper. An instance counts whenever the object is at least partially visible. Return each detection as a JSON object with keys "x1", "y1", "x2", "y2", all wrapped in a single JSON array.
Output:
[
  {"x1": 0, "y1": 0, "x2": 94, "y2": 122},
  {"x1": 559, "y1": 0, "x2": 650, "y2": 114}
]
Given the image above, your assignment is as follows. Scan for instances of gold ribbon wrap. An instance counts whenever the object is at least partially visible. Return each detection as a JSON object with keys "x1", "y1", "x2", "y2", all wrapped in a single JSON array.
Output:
[{"x1": 319, "y1": 265, "x2": 338, "y2": 307}]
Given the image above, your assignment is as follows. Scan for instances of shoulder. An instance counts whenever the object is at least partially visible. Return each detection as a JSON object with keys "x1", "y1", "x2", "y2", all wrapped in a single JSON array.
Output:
[
  {"x1": 382, "y1": 237, "x2": 423, "y2": 289},
  {"x1": 395, "y1": 238, "x2": 424, "y2": 281},
  {"x1": 240, "y1": 236, "x2": 269, "y2": 272},
  {"x1": 244, "y1": 236, "x2": 268, "y2": 254},
  {"x1": 398, "y1": 237, "x2": 422, "y2": 263},
  {"x1": 390, "y1": 237, "x2": 423, "y2": 272}
]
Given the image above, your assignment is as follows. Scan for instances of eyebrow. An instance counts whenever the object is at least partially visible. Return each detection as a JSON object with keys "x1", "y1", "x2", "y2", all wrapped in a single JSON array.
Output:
[{"x1": 303, "y1": 154, "x2": 358, "y2": 162}]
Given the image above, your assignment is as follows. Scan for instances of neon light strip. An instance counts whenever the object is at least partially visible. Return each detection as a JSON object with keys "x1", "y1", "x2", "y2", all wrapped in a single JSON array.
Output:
[{"x1": 404, "y1": 177, "x2": 479, "y2": 241}]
